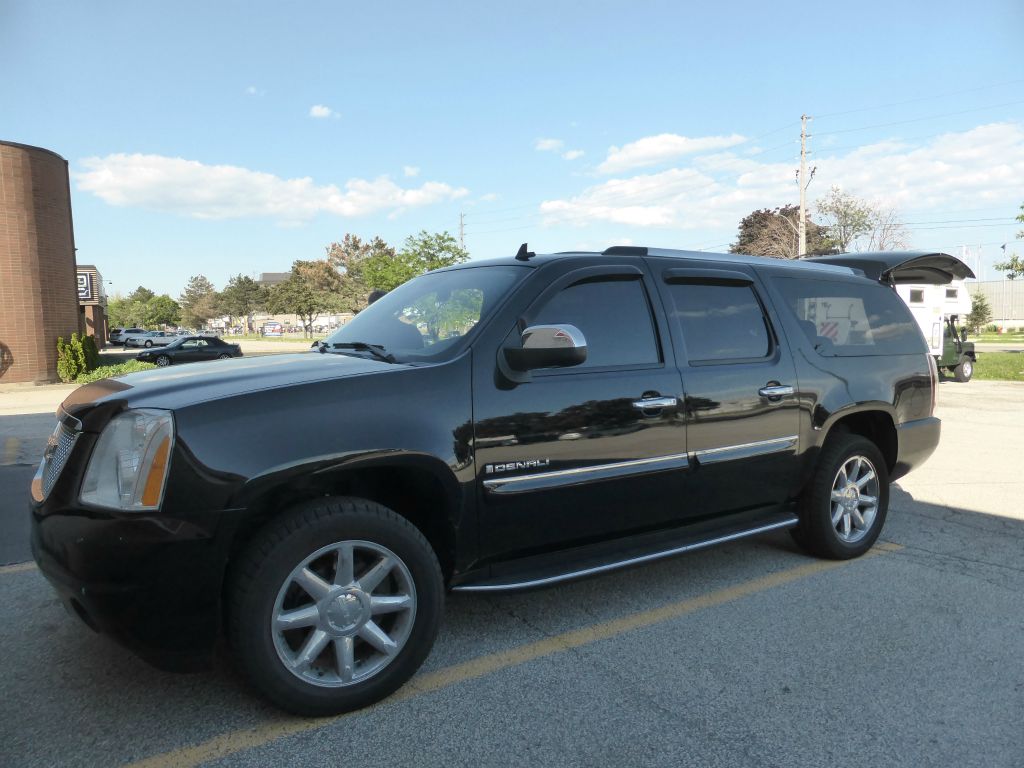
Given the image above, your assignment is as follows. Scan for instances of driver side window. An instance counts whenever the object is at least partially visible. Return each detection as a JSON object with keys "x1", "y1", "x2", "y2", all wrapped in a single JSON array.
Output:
[{"x1": 532, "y1": 278, "x2": 660, "y2": 369}]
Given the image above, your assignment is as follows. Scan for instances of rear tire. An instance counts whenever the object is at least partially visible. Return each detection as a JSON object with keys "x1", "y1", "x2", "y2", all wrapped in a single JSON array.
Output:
[
  {"x1": 227, "y1": 497, "x2": 443, "y2": 716},
  {"x1": 791, "y1": 434, "x2": 889, "y2": 559},
  {"x1": 954, "y1": 356, "x2": 973, "y2": 382},
  {"x1": 144, "y1": 340, "x2": 153, "y2": 348}
]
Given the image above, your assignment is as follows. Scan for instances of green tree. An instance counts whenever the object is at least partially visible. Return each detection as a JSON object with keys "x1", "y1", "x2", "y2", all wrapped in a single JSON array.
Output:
[
  {"x1": 143, "y1": 294, "x2": 181, "y2": 327},
  {"x1": 267, "y1": 260, "x2": 345, "y2": 336},
  {"x1": 326, "y1": 234, "x2": 397, "y2": 311},
  {"x1": 127, "y1": 286, "x2": 156, "y2": 303},
  {"x1": 730, "y1": 205, "x2": 832, "y2": 258},
  {"x1": 994, "y1": 203, "x2": 1024, "y2": 280},
  {"x1": 965, "y1": 291, "x2": 993, "y2": 333},
  {"x1": 219, "y1": 275, "x2": 268, "y2": 332},
  {"x1": 994, "y1": 252, "x2": 1024, "y2": 280},
  {"x1": 178, "y1": 275, "x2": 220, "y2": 328},
  {"x1": 815, "y1": 186, "x2": 910, "y2": 252},
  {"x1": 815, "y1": 187, "x2": 873, "y2": 252},
  {"x1": 359, "y1": 230, "x2": 469, "y2": 292}
]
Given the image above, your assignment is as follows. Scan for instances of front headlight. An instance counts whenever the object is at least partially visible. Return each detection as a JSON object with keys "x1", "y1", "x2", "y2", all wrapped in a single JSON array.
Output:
[{"x1": 79, "y1": 409, "x2": 174, "y2": 511}]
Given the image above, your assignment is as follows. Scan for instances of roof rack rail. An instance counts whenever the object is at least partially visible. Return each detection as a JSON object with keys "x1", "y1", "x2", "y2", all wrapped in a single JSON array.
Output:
[{"x1": 602, "y1": 246, "x2": 648, "y2": 256}]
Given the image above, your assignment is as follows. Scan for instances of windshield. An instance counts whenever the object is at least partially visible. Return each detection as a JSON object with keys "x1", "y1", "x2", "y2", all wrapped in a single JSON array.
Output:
[{"x1": 322, "y1": 265, "x2": 527, "y2": 363}]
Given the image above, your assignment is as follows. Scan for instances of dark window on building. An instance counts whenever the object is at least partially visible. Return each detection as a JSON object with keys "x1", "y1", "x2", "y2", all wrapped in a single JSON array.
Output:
[
  {"x1": 532, "y1": 278, "x2": 659, "y2": 369},
  {"x1": 945, "y1": 288, "x2": 958, "y2": 299},
  {"x1": 773, "y1": 276, "x2": 927, "y2": 356},
  {"x1": 663, "y1": 282, "x2": 772, "y2": 363},
  {"x1": 910, "y1": 289, "x2": 925, "y2": 304}
]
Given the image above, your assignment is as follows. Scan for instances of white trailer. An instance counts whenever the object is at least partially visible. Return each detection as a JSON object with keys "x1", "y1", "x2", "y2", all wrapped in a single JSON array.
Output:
[{"x1": 894, "y1": 280, "x2": 972, "y2": 355}]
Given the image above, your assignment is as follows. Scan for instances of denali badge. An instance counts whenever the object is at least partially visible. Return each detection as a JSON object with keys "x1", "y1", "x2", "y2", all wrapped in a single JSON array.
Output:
[{"x1": 484, "y1": 459, "x2": 551, "y2": 474}]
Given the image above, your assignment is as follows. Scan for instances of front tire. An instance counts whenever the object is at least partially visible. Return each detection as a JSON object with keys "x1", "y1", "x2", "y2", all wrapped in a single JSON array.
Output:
[
  {"x1": 954, "y1": 356, "x2": 973, "y2": 382},
  {"x1": 791, "y1": 434, "x2": 889, "y2": 559},
  {"x1": 217, "y1": 353, "x2": 232, "y2": 360},
  {"x1": 227, "y1": 498, "x2": 443, "y2": 716},
  {"x1": 144, "y1": 340, "x2": 153, "y2": 348},
  {"x1": 155, "y1": 355, "x2": 171, "y2": 367}
]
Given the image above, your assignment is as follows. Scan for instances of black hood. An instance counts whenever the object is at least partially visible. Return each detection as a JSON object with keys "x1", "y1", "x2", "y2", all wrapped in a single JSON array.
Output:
[{"x1": 62, "y1": 352, "x2": 406, "y2": 423}]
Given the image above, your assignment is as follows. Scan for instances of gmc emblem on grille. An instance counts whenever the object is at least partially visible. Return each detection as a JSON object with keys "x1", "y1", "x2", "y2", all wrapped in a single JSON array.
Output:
[{"x1": 484, "y1": 459, "x2": 551, "y2": 474}]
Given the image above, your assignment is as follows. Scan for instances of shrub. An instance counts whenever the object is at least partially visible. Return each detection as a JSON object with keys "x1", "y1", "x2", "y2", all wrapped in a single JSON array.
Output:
[
  {"x1": 985, "y1": 324, "x2": 999, "y2": 333},
  {"x1": 55, "y1": 336, "x2": 78, "y2": 382},
  {"x1": 74, "y1": 360, "x2": 156, "y2": 383},
  {"x1": 81, "y1": 334, "x2": 100, "y2": 371}
]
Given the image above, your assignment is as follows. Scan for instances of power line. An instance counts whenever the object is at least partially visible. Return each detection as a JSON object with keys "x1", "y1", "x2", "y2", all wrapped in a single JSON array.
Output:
[
  {"x1": 815, "y1": 78, "x2": 1024, "y2": 120},
  {"x1": 814, "y1": 99, "x2": 1024, "y2": 137}
]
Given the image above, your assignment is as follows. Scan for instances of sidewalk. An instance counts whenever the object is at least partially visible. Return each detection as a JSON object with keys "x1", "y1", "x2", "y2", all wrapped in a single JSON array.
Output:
[{"x1": 0, "y1": 383, "x2": 76, "y2": 467}]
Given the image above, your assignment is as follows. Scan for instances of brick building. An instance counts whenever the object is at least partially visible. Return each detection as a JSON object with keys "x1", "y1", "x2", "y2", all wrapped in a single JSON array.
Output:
[{"x1": 0, "y1": 140, "x2": 81, "y2": 383}]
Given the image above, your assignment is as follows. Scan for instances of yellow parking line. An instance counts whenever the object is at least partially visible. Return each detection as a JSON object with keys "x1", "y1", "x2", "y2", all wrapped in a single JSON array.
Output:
[
  {"x1": 0, "y1": 561, "x2": 37, "y2": 575},
  {"x1": 124, "y1": 543, "x2": 901, "y2": 768},
  {"x1": 2, "y1": 437, "x2": 20, "y2": 466}
]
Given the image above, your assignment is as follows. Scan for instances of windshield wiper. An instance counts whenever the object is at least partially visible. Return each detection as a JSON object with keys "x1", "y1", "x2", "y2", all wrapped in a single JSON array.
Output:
[{"x1": 330, "y1": 342, "x2": 397, "y2": 363}]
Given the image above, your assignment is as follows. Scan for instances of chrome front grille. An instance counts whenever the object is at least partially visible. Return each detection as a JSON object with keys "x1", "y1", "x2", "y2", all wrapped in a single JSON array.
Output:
[{"x1": 33, "y1": 422, "x2": 80, "y2": 502}]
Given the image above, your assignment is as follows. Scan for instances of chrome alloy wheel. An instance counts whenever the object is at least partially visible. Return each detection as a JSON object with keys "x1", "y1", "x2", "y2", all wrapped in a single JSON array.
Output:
[
  {"x1": 271, "y1": 540, "x2": 416, "y2": 688},
  {"x1": 830, "y1": 455, "x2": 880, "y2": 543}
]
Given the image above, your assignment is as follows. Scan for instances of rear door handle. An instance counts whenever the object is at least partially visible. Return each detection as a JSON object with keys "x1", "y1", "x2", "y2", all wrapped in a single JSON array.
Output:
[
  {"x1": 758, "y1": 385, "x2": 794, "y2": 400},
  {"x1": 632, "y1": 396, "x2": 678, "y2": 411}
]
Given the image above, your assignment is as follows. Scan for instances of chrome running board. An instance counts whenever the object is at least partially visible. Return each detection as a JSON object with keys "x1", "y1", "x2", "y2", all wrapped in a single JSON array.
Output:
[{"x1": 453, "y1": 513, "x2": 798, "y2": 593}]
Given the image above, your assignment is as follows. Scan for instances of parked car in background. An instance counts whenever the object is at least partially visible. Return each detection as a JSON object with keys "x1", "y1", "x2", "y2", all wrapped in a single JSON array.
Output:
[
  {"x1": 135, "y1": 335, "x2": 243, "y2": 366},
  {"x1": 108, "y1": 327, "x2": 145, "y2": 346},
  {"x1": 123, "y1": 330, "x2": 176, "y2": 348}
]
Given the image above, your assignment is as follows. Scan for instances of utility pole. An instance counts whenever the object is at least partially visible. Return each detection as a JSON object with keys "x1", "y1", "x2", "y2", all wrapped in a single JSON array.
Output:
[
  {"x1": 798, "y1": 114, "x2": 810, "y2": 257},
  {"x1": 458, "y1": 212, "x2": 465, "y2": 250}
]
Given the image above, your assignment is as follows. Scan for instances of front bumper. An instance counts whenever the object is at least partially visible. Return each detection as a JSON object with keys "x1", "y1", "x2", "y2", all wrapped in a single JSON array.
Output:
[
  {"x1": 31, "y1": 506, "x2": 234, "y2": 671},
  {"x1": 892, "y1": 416, "x2": 941, "y2": 482}
]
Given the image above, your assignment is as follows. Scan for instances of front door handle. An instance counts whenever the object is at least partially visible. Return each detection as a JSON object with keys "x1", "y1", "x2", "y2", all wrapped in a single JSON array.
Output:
[
  {"x1": 758, "y1": 384, "x2": 794, "y2": 401},
  {"x1": 632, "y1": 396, "x2": 678, "y2": 412}
]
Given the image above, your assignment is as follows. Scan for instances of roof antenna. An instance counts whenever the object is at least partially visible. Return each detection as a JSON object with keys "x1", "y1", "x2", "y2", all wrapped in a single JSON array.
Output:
[{"x1": 515, "y1": 242, "x2": 535, "y2": 261}]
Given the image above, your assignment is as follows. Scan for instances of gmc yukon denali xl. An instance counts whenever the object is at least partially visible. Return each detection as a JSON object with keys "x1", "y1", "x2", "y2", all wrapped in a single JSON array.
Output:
[{"x1": 30, "y1": 247, "x2": 973, "y2": 715}]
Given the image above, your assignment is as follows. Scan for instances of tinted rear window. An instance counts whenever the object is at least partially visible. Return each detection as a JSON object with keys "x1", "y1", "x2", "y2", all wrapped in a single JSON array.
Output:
[
  {"x1": 663, "y1": 282, "x2": 772, "y2": 363},
  {"x1": 773, "y1": 277, "x2": 926, "y2": 356}
]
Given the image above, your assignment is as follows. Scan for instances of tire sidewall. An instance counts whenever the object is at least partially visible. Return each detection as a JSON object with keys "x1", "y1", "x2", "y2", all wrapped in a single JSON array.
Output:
[
  {"x1": 230, "y1": 500, "x2": 443, "y2": 716},
  {"x1": 156, "y1": 356, "x2": 170, "y2": 367},
  {"x1": 800, "y1": 435, "x2": 890, "y2": 559},
  {"x1": 956, "y1": 357, "x2": 973, "y2": 382}
]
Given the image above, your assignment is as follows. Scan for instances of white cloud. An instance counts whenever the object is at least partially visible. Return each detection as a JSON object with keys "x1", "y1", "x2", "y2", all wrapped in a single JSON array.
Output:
[
  {"x1": 309, "y1": 104, "x2": 336, "y2": 119},
  {"x1": 403, "y1": 165, "x2": 420, "y2": 177},
  {"x1": 480, "y1": 192, "x2": 500, "y2": 202},
  {"x1": 598, "y1": 133, "x2": 747, "y2": 174},
  {"x1": 244, "y1": 85, "x2": 264, "y2": 96},
  {"x1": 75, "y1": 153, "x2": 469, "y2": 225},
  {"x1": 539, "y1": 123, "x2": 1024, "y2": 232},
  {"x1": 535, "y1": 138, "x2": 564, "y2": 152},
  {"x1": 562, "y1": 149, "x2": 585, "y2": 161}
]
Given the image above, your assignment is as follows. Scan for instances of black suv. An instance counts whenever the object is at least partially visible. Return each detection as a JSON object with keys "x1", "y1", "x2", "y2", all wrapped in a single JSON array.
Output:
[{"x1": 30, "y1": 247, "x2": 972, "y2": 715}]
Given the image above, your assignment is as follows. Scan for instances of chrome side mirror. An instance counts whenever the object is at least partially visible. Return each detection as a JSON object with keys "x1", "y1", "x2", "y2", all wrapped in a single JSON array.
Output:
[{"x1": 504, "y1": 324, "x2": 587, "y2": 371}]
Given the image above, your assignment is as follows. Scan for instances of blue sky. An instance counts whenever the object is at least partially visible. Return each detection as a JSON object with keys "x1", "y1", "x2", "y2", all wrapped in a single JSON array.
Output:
[{"x1": 2, "y1": 0, "x2": 1023, "y2": 297}]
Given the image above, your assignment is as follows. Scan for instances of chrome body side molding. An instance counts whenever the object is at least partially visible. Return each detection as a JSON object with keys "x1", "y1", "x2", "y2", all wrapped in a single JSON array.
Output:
[
  {"x1": 692, "y1": 435, "x2": 798, "y2": 466},
  {"x1": 482, "y1": 435, "x2": 799, "y2": 494},
  {"x1": 483, "y1": 453, "x2": 690, "y2": 495}
]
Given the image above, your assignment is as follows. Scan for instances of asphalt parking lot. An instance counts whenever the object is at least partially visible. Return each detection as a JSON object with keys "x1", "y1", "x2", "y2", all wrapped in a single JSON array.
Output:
[{"x1": 1, "y1": 380, "x2": 1022, "y2": 767}]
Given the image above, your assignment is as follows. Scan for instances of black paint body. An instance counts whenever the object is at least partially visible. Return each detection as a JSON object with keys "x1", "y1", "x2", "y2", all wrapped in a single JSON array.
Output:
[{"x1": 31, "y1": 250, "x2": 941, "y2": 670}]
